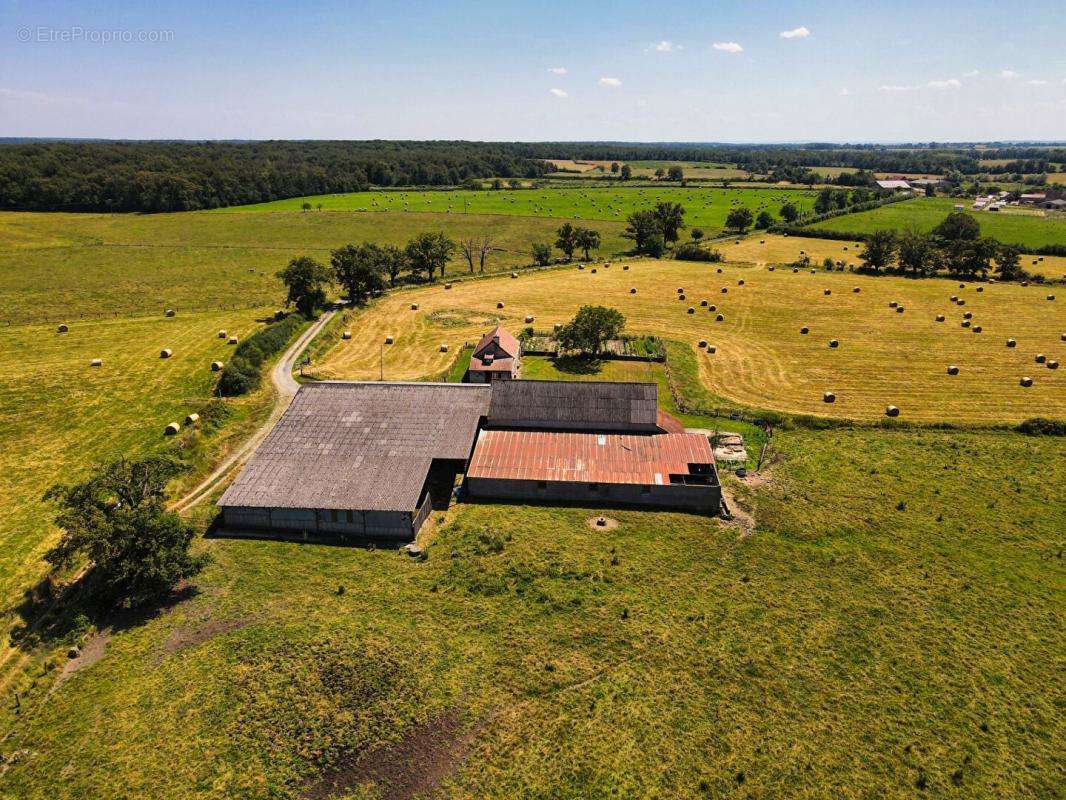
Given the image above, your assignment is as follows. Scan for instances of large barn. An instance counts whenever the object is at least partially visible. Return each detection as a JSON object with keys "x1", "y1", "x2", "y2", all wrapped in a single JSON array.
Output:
[{"x1": 218, "y1": 378, "x2": 721, "y2": 542}]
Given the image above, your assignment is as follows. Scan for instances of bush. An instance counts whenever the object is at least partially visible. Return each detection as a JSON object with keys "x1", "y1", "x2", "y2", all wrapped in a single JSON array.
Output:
[
  {"x1": 1016, "y1": 418, "x2": 1066, "y2": 436},
  {"x1": 218, "y1": 315, "x2": 306, "y2": 397},
  {"x1": 675, "y1": 243, "x2": 723, "y2": 262}
]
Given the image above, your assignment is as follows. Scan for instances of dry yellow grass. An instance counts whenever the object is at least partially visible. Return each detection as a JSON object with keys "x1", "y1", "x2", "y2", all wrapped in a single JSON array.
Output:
[{"x1": 316, "y1": 259, "x2": 1065, "y2": 423}]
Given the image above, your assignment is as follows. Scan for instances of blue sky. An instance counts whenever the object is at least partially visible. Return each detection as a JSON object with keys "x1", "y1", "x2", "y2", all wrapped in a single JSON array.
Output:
[{"x1": 2, "y1": 0, "x2": 1065, "y2": 141}]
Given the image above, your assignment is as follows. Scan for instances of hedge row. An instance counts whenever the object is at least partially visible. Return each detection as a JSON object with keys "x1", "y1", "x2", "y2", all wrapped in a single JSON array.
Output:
[{"x1": 218, "y1": 314, "x2": 306, "y2": 396}]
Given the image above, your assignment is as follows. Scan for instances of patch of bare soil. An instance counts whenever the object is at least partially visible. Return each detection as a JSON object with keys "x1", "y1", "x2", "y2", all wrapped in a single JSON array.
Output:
[
  {"x1": 586, "y1": 515, "x2": 620, "y2": 531},
  {"x1": 154, "y1": 615, "x2": 250, "y2": 664},
  {"x1": 51, "y1": 629, "x2": 111, "y2": 693},
  {"x1": 720, "y1": 485, "x2": 757, "y2": 538},
  {"x1": 303, "y1": 712, "x2": 478, "y2": 800}
]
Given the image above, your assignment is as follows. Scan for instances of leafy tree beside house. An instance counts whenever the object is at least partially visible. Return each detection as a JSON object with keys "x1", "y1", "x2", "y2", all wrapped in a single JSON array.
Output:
[
  {"x1": 43, "y1": 456, "x2": 208, "y2": 608},
  {"x1": 556, "y1": 305, "x2": 626, "y2": 355},
  {"x1": 725, "y1": 207, "x2": 754, "y2": 234},
  {"x1": 278, "y1": 256, "x2": 331, "y2": 316},
  {"x1": 405, "y1": 232, "x2": 455, "y2": 281}
]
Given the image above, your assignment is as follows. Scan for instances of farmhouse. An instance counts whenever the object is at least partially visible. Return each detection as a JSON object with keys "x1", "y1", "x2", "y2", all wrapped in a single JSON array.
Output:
[
  {"x1": 465, "y1": 324, "x2": 521, "y2": 382},
  {"x1": 218, "y1": 378, "x2": 720, "y2": 541}
]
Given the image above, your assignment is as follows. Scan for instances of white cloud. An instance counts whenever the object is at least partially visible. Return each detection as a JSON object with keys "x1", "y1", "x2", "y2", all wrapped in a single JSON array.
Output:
[
  {"x1": 598, "y1": 77, "x2": 622, "y2": 87},
  {"x1": 1025, "y1": 79, "x2": 1048, "y2": 86},
  {"x1": 712, "y1": 41, "x2": 743, "y2": 54},
  {"x1": 963, "y1": 69, "x2": 980, "y2": 77},
  {"x1": 548, "y1": 88, "x2": 568, "y2": 98},
  {"x1": 779, "y1": 26, "x2": 810, "y2": 39},
  {"x1": 927, "y1": 78, "x2": 962, "y2": 90},
  {"x1": 548, "y1": 67, "x2": 567, "y2": 75},
  {"x1": 880, "y1": 78, "x2": 961, "y2": 92},
  {"x1": 999, "y1": 69, "x2": 1020, "y2": 79},
  {"x1": 650, "y1": 40, "x2": 681, "y2": 52}
]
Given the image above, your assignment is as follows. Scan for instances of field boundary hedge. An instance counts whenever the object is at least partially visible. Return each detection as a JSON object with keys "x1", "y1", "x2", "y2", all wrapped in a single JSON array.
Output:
[{"x1": 217, "y1": 313, "x2": 308, "y2": 396}]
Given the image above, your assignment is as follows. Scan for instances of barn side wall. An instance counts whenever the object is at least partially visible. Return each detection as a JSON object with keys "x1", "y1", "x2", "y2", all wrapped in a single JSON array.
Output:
[
  {"x1": 464, "y1": 477, "x2": 720, "y2": 514},
  {"x1": 220, "y1": 505, "x2": 418, "y2": 542}
]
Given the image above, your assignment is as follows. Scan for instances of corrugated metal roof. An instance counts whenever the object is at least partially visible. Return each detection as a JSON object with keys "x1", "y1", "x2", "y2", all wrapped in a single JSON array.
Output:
[
  {"x1": 218, "y1": 382, "x2": 491, "y2": 512},
  {"x1": 467, "y1": 429, "x2": 714, "y2": 485},
  {"x1": 488, "y1": 380, "x2": 658, "y2": 431}
]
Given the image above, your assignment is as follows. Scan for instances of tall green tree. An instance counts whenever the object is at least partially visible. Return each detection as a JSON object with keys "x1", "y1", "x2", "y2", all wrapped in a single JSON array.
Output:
[
  {"x1": 622, "y1": 210, "x2": 664, "y2": 254},
  {"x1": 667, "y1": 165, "x2": 684, "y2": 181},
  {"x1": 779, "y1": 202, "x2": 799, "y2": 223},
  {"x1": 897, "y1": 230, "x2": 936, "y2": 276},
  {"x1": 555, "y1": 223, "x2": 579, "y2": 261},
  {"x1": 653, "y1": 202, "x2": 686, "y2": 243},
  {"x1": 330, "y1": 243, "x2": 388, "y2": 303},
  {"x1": 405, "y1": 232, "x2": 456, "y2": 280},
  {"x1": 531, "y1": 242, "x2": 553, "y2": 266},
  {"x1": 995, "y1": 244, "x2": 1022, "y2": 281},
  {"x1": 755, "y1": 211, "x2": 774, "y2": 230},
  {"x1": 725, "y1": 207, "x2": 754, "y2": 233},
  {"x1": 43, "y1": 456, "x2": 208, "y2": 608},
  {"x1": 619, "y1": 164, "x2": 632, "y2": 180},
  {"x1": 932, "y1": 212, "x2": 980, "y2": 242},
  {"x1": 556, "y1": 305, "x2": 626, "y2": 355},
  {"x1": 278, "y1": 256, "x2": 331, "y2": 316},
  {"x1": 574, "y1": 228, "x2": 601, "y2": 261},
  {"x1": 859, "y1": 230, "x2": 897, "y2": 272}
]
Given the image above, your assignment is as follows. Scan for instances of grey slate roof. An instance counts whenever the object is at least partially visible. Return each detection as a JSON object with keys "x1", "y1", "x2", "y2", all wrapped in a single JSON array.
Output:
[
  {"x1": 217, "y1": 382, "x2": 491, "y2": 512},
  {"x1": 487, "y1": 380, "x2": 658, "y2": 432}
]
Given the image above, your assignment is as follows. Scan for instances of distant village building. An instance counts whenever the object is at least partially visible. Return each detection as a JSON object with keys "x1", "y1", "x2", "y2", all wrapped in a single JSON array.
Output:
[
  {"x1": 875, "y1": 179, "x2": 912, "y2": 191},
  {"x1": 218, "y1": 363, "x2": 720, "y2": 541},
  {"x1": 465, "y1": 324, "x2": 521, "y2": 383}
]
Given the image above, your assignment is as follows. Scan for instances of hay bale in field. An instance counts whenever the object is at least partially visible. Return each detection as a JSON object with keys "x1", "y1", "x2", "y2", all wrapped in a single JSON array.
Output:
[
  {"x1": 90, "y1": 358, "x2": 102, "y2": 367},
  {"x1": 622, "y1": 265, "x2": 629, "y2": 271},
  {"x1": 687, "y1": 307, "x2": 695, "y2": 314},
  {"x1": 511, "y1": 272, "x2": 518, "y2": 279},
  {"x1": 976, "y1": 286, "x2": 984, "y2": 293},
  {"x1": 963, "y1": 311, "x2": 972, "y2": 319},
  {"x1": 228, "y1": 336, "x2": 238, "y2": 344},
  {"x1": 885, "y1": 405, "x2": 900, "y2": 417},
  {"x1": 604, "y1": 263, "x2": 611, "y2": 269},
  {"x1": 738, "y1": 279, "x2": 745, "y2": 286},
  {"x1": 707, "y1": 345, "x2": 717, "y2": 354},
  {"x1": 721, "y1": 287, "x2": 728, "y2": 293},
  {"x1": 1006, "y1": 338, "x2": 1016, "y2": 348},
  {"x1": 972, "y1": 325, "x2": 982, "y2": 333},
  {"x1": 497, "y1": 301, "x2": 505, "y2": 309},
  {"x1": 164, "y1": 422, "x2": 180, "y2": 436},
  {"x1": 936, "y1": 314, "x2": 945, "y2": 322},
  {"x1": 630, "y1": 287, "x2": 637, "y2": 294},
  {"x1": 800, "y1": 326, "x2": 809, "y2": 334},
  {"x1": 800, "y1": 250, "x2": 805, "y2": 255},
  {"x1": 410, "y1": 303, "x2": 419, "y2": 311},
  {"x1": 185, "y1": 413, "x2": 200, "y2": 426},
  {"x1": 768, "y1": 266, "x2": 775, "y2": 271},
  {"x1": 698, "y1": 340, "x2": 707, "y2": 348},
  {"x1": 853, "y1": 287, "x2": 860, "y2": 293},
  {"x1": 1020, "y1": 376, "x2": 1033, "y2": 387},
  {"x1": 385, "y1": 335, "x2": 394, "y2": 344},
  {"x1": 957, "y1": 299, "x2": 966, "y2": 306},
  {"x1": 708, "y1": 305, "x2": 717, "y2": 312},
  {"x1": 591, "y1": 268, "x2": 597, "y2": 274},
  {"x1": 843, "y1": 246, "x2": 848, "y2": 251},
  {"x1": 1047, "y1": 360, "x2": 1059, "y2": 370},
  {"x1": 211, "y1": 361, "x2": 224, "y2": 371},
  {"x1": 160, "y1": 348, "x2": 173, "y2": 359},
  {"x1": 828, "y1": 339, "x2": 839, "y2": 348},
  {"x1": 578, "y1": 264, "x2": 585, "y2": 270},
  {"x1": 824, "y1": 288, "x2": 831, "y2": 296},
  {"x1": 961, "y1": 320, "x2": 971, "y2": 328},
  {"x1": 947, "y1": 365, "x2": 959, "y2": 375},
  {"x1": 218, "y1": 330, "x2": 227, "y2": 338},
  {"x1": 792, "y1": 267, "x2": 799, "y2": 273},
  {"x1": 950, "y1": 295, "x2": 958, "y2": 302},
  {"x1": 445, "y1": 283, "x2": 452, "y2": 289},
  {"x1": 896, "y1": 306, "x2": 905, "y2": 313},
  {"x1": 165, "y1": 308, "x2": 176, "y2": 317},
  {"x1": 1021, "y1": 280, "x2": 1029, "y2": 287},
  {"x1": 677, "y1": 287, "x2": 684, "y2": 293},
  {"x1": 959, "y1": 283, "x2": 966, "y2": 289},
  {"x1": 822, "y1": 392, "x2": 836, "y2": 403},
  {"x1": 760, "y1": 240, "x2": 765, "y2": 244},
  {"x1": 700, "y1": 299, "x2": 708, "y2": 307},
  {"x1": 679, "y1": 294, "x2": 686, "y2": 300},
  {"x1": 524, "y1": 315, "x2": 534, "y2": 323},
  {"x1": 1048, "y1": 294, "x2": 1056, "y2": 301},
  {"x1": 440, "y1": 344, "x2": 448, "y2": 353},
  {"x1": 342, "y1": 330, "x2": 352, "y2": 340},
  {"x1": 716, "y1": 268, "x2": 723, "y2": 273},
  {"x1": 889, "y1": 301, "x2": 898, "y2": 308},
  {"x1": 715, "y1": 314, "x2": 724, "y2": 322},
  {"x1": 57, "y1": 324, "x2": 68, "y2": 333},
  {"x1": 1035, "y1": 353, "x2": 1046, "y2": 363}
]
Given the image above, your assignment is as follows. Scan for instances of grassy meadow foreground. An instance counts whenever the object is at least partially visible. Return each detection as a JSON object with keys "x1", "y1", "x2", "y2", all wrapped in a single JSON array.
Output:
[{"x1": 314, "y1": 259, "x2": 1065, "y2": 424}]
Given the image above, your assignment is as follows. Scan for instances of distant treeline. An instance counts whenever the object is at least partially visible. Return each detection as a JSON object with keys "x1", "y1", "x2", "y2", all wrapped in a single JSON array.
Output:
[{"x1": 0, "y1": 140, "x2": 550, "y2": 212}]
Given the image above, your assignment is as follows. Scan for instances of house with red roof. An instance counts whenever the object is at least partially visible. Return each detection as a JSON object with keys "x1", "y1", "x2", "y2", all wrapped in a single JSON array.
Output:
[{"x1": 465, "y1": 324, "x2": 521, "y2": 383}]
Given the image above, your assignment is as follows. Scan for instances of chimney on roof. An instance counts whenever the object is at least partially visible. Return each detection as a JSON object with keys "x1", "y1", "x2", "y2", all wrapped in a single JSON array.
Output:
[{"x1": 493, "y1": 335, "x2": 500, "y2": 344}]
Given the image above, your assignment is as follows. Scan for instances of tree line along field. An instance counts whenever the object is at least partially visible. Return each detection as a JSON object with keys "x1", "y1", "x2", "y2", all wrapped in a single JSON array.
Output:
[
  {"x1": 1, "y1": 425, "x2": 1061, "y2": 799},
  {"x1": 312, "y1": 258, "x2": 1065, "y2": 424},
  {"x1": 217, "y1": 186, "x2": 818, "y2": 234},
  {"x1": 806, "y1": 196, "x2": 1066, "y2": 251}
]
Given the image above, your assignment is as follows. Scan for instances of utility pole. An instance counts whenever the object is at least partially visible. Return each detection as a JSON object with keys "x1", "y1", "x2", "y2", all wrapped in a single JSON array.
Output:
[{"x1": 379, "y1": 343, "x2": 383, "y2": 381}]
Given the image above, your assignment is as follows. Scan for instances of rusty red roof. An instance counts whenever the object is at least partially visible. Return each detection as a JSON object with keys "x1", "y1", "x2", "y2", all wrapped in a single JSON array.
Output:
[
  {"x1": 467, "y1": 429, "x2": 714, "y2": 485},
  {"x1": 656, "y1": 408, "x2": 685, "y2": 433}
]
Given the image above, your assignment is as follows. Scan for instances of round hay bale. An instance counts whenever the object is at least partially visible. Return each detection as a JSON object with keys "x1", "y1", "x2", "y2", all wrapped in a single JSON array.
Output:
[
  {"x1": 810, "y1": 269, "x2": 817, "y2": 275},
  {"x1": 445, "y1": 283, "x2": 452, "y2": 290},
  {"x1": 160, "y1": 348, "x2": 172, "y2": 359},
  {"x1": 410, "y1": 303, "x2": 419, "y2": 311},
  {"x1": 853, "y1": 287, "x2": 860, "y2": 293},
  {"x1": 1048, "y1": 294, "x2": 1056, "y2": 301},
  {"x1": 721, "y1": 287, "x2": 728, "y2": 293},
  {"x1": 738, "y1": 279, "x2": 745, "y2": 286},
  {"x1": 768, "y1": 266, "x2": 775, "y2": 272},
  {"x1": 211, "y1": 361, "x2": 224, "y2": 371},
  {"x1": 385, "y1": 335, "x2": 394, "y2": 344},
  {"x1": 715, "y1": 314, "x2": 724, "y2": 322},
  {"x1": 885, "y1": 405, "x2": 900, "y2": 417},
  {"x1": 687, "y1": 307, "x2": 695, "y2": 314},
  {"x1": 698, "y1": 339, "x2": 707, "y2": 348},
  {"x1": 896, "y1": 306, "x2": 905, "y2": 314},
  {"x1": 716, "y1": 268, "x2": 723, "y2": 273},
  {"x1": 760, "y1": 240, "x2": 765, "y2": 244},
  {"x1": 959, "y1": 283, "x2": 966, "y2": 289},
  {"x1": 936, "y1": 314, "x2": 945, "y2": 322},
  {"x1": 164, "y1": 422, "x2": 180, "y2": 436},
  {"x1": 708, "y1": 304, "x2": 717, "y2": 312},
  {"x1": 972, "y1": 325, "x2": 982, "y2": 333},
  {"x1": 440, "y1": 344, "x2": 449, "y2": 353},
  {"x1": 1061, "y1": 333, "x2": 1066, "y2": 342},
  {"x1": 553, "y1": 323, "x2": 563, "y2": 332},
  {"x1": 342, "y1": 330, "x2": 352, "y2": 340},
  {"x1": 1035, "y1": 353, "x2": 1046, "y2": 363},
  {"x1": 603, "y1": 263, "x2": 611, "y2": 269},
  {"x1": 497, "y1": 301, "x2": 505, "y2": 309},
  {"x1": 1020, "y1": 376, "x2": 1033, "y2": 387},
  {"x1": 950, "y1": 295, "x2": 958, "y2": 302},
  {"x1": 57, "y1": 324, "x2": 68, "y2": 333},
  {"x1": 889, "y1": 301, "x2": 898, "y2": 308},
  {"x1": 698, "y1": 299, "x2": 708, "y2": 307},
  {"x1": 800, "y1": 326, "x2": 809, "y2": 334},
  {"x1": 1046, "y1": 359, "x2": 1059, "y2": 370},
  {"x1": 1021, "y1": 280, "x2": 1029, "y2": 287},
  {"x1": 947, "y1": 365, "x2": 959, "y2": 375},
  {"x1": 90, "y1": 358, "x2": 102, "y2": 367},
  {"x1": 828, "y1": 339, "x2": 839, "y2": 348},
  {"x1": 957, "y1": 298, "x2": 966, "y2": 306},
  {"x1": 963, "y1": 311, "x2": 973, "y2": 319},
  {"x1": 677, "y1": 287, "x2": 684, "y2": 293},
  {"x1": 679, "y1": 294, "x2": 686, "y2": 300},
  {"x1": 622, "y1": 264, "x2": 629, "y2": 271},
  {"x1": 184, "y1": 413, "x2": 200, "y2": 426},
  {"x1": 630, "y1": 287, "x2": 637, "y2": 294},
  {"x1": 792, "y1": 267, "x2": 799, "y2": 273},
  {"x1": 824, "y1": 289, "x2": 831, "y2": 296},
  {"x1": 843, "y1": 246, "x2": 849, "y2": 251},
  {"x1": 823, "y1": 391, "x2": 836, "y2": 403},
  {"x1": 510, "y1": 272, "x2": 518, "y2": 279},
  {"x1": 524, "y1": 316, "x2": 534, "y2": 323},
  {"x1": 165, "y1": 308, "x2": 176, "y2": 317},
  {"x1": 707, "y1": 345, "x2": 717, "y2": 354},
  {"x1": 961, "y1": 320, "x2": 971, "y2": 328},
  {"x1": 218, "y1": 330, "x2": 227, "y2": 339},
  {"x1": 228, "y1": 336, "x2": 238, "y2": 344},
  {"x1": 976, "y1": 286, "x2": 984, "y2": 293},
  {"x1": 1006, "y1": 338, "x2": 1016, "y2": 348},
  {"x1": 800, "y1": 250, "x2": 805, "y2": 255},
  {"x1": 578, "y1": 264, "x2": 585, "y2": 270},
  {"x1": 591, "y1": 268, "x2": 597, "y2": 274}
]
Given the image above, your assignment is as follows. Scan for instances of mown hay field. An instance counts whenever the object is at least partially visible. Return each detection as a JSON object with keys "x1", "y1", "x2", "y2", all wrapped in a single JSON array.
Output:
[
  {"x1": 315, "y1": 259, "x2": 1065, "y2": 423},
  {"x1": 807, "y1": 197, "x2": 1066, "y2": 250},
  {"x1": 217, "y1": 186, "x2": 818, "y2": 234},
  {"x1": 2, "y1": 425, "x2": 1061, "y2": 799}
]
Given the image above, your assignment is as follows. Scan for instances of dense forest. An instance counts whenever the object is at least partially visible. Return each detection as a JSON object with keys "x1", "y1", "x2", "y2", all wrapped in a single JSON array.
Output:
[
  {"x1": 0, "y1": 140, "x2": 550, "y2": 212},
  {"x1": 2, "y1": 139, "x2": 1064, "y2": 213}
]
